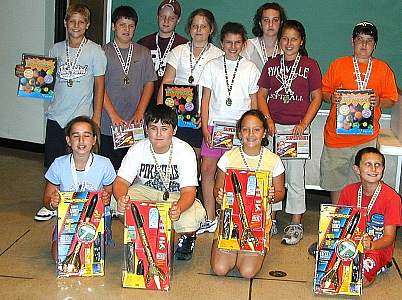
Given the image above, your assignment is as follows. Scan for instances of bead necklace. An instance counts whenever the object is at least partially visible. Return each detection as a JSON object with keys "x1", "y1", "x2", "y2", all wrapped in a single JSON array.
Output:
[
  {"x1": 156, "y1": 32, "x2": 175, "y2": 77},
  {"x1": 188, "y1": 42, "x2": 209, "y2": 84},
  {"x1": 223, "y1": 55, "x2": 241, "y2": 106},
  {"x1": 65, "y1": 37, "x2": 87, "y2": 87},
  {"x1": 149, "y1": 143, "x2": 173, "y2": 200},
  {"x1": 113, "y1": 40, "x2": 133, "y2": 85},
  {"x1": 352, "y1": 56, "x2": 372, "y2": 90},
  {"x1": 357, "y1": 182, "x2": 381, "y2": 214},
  {"x1": 239, "y1": 146, "x2": 264, "y2": 171}
]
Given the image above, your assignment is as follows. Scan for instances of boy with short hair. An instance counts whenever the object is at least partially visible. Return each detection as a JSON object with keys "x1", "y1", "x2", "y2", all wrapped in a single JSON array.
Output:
[
  {"x1": 100, "y1": 6, "x2": 156, "y2": 170},
  {"x1": 137, "y1": 0, "x2": 188, "y2": 112},
  {"x1": 320, "y1": 21, "x2": 398, "y2": 204},
  {"x1": 113, "y1": 104, "x2": 206, "y2": 261},
  {"x1": 35, "y1": 4, "x2": 107, "y2": 221},
  {"x1": 338, "y1": 147, "x2": 401, "y2": 286}
]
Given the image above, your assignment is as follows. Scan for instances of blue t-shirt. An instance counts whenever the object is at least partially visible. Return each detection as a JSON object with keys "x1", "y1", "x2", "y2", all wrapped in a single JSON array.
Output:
[{"x1": 45, "y1": 153, "x2": 116, "y2": 191}]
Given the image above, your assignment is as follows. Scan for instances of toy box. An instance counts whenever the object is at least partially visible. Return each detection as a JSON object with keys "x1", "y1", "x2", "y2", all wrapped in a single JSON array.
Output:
[
  {"x1": 313, "y1": 204, "x2": 367, "y2": 296},
  {"x1": 122, "y1": 200, "x2": 173, "y2": 291},
  {"x1": 211, "y1": 122, "x2": 241, "y2": 150},
  {"x1": 111, "y1": 123, "x2": 146, "y2": 149},
  {"x1": 217, "y1": 169, "x2": 271, "y2": 254},
  {"x1": 57, "y1": 191, "x2": 104, "y2": 277},
  {"x1": 273, "y1": 134, "x2": 311, "y2": 159}
]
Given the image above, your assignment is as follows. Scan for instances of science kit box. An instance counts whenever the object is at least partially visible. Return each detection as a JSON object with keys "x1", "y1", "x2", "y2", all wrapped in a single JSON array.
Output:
[
  {"x1": 313, "y1": 204, "x2": 367, "y2": 296},
  {"x1": 122, "y1": 200, "x2": 173, "y2": 291},
  {"x1": 217, "y1": 169, "x2": 271, "y2": 254},
  {"x1": 57, "y1": 191, "x2": 104, "y2": 277}
]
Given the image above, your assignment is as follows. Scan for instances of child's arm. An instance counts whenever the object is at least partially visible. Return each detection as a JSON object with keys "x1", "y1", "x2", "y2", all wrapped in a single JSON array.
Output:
[
  {"x1": 213, "y1": 169, "x2": 225, "y2": 205},
  {"x1": 363, "y1": 225, "x2": 397, "y2": 251},
  {"x1": 130, "y1": 81, "x2": 154, "y2": 125},
  {"x1": 270, "y1": 173, "x2": 286, "y2": 204},
  {"x1": 201, "y1": 86, "x2": 212, "y2": 146},
  {"x1": 157, "y1": 64, "x2": 176, "y2": 104},
  {"x1": 92, "y1": 75, "x2": 105, "y2": 127},
  {"x1": 101, "y1": 184, "x2": 113, "y2": 206},
  {"x1": 103, "y1": 90, "x2": 127, "y2": 126},
  {"x1": 292, "y1": 88, "x2": 322, "y2": 136},
  {"x1": 43, "y1": 181, "x2": 60, "y2": 211},
  {"x1": 169, "y1": 186, "x2": 196, "y2": 221},
  {"x1": 257, "y1": 87, "x2": 275, "y2": 136},
  {"x1": 250, "y1": 92, "x2": 258, "y2": 109}
]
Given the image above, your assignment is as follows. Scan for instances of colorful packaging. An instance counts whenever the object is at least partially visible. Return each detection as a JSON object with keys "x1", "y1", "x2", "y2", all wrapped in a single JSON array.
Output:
[
  {"x1": 211, "y1": 122, "x2": 241, "y2": 150},
  {"x1": 313, "y1": 205, "x2": 367, "y2": 296},
  {"x1": 122, "y1": 200, "x2": 173, "y2": 291},
  {"x1": 217, "y1": 169, "x2": 271, "y2": 254},
  {"x1": 57, "y1": 191, "x2": 104, "y2": 277},
  {"x1": 111, "y1": 123, "x2": 146, "y2": 150}
]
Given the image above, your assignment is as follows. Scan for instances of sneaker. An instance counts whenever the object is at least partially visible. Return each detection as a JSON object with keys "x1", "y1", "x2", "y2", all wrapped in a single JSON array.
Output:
[
  {"x1": 270, "y1": 220, "x2": 278, "y2": 236},
  {"x1": 175, "y1": 233, "x2": 196, "y2": 261},
  {"x1": 196, "y1": 218, "x2": 218, "y2": 235},
  {"x1": 308, "y1": 241, "x2": 318, "y2": 257},
  {"x1": 34, "y1": 206, "x2": 57, "y2": 221},
  {"x1": 281, "y1": 224, "x2": 303, "y2": 245}
]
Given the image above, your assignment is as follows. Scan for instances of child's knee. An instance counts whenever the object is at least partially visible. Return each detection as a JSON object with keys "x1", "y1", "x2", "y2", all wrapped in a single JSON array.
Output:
[
  {"x1": 211, "y1": 260, "x2": 232, "y2": 276},
  {"x1": 238, "y1": 266, "x2": 258, "y2": 279}
]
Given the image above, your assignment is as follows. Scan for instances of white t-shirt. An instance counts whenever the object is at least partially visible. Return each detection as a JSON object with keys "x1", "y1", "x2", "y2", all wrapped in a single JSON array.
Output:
[
  {"x1": 198, "y1": 56, "x2": 260, "y2": 126},
  {"x1": 117, "y1": 137, "x2": 198, "y2": 192}
]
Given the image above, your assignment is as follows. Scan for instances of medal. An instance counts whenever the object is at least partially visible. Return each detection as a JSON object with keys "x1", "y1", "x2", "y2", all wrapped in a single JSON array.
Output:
[
  {"x1": 223, "y1": 55, "x2": 241, "y2": 106},
  {"x1": 65, "y1": 37, "x2": 86, "y2": 87},
  {"x1": 163, "y1": 191, "x2": 169, "y2": 201},
  {"x1": 157, "y1": 67, "x2": 165, "y2": 77},
  {"x1": 113, "y1": 40, "x2": 133, "y2": 86},
  {"x1": 188, "y1": 75, "x2": 194, "y2": 84},
  {"x1": 188, "y1": 42, "x2": 209, "y2": 85},
  {"x1": 123, "y1": 76, "x2": 129, "y2": 85},
  {"x1": 67, "y1": 79, "x2": 73, "y2": 87},
  {"x1": 283, "y1": 94, "x2": 290, "y2": 104}
]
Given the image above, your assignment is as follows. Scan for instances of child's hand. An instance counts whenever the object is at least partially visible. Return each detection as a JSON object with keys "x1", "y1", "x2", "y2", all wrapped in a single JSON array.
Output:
[
  {"x1": 330, "y1": 92, "x2": 341, "y2": 104},
  {"x1": 216, "y1": 187, "x2": 224, "y2": 206},
  {"x1": 268, "y1": 186, "x2": 275, "y2": 204},
  {"x1": 117, "y1": 195, "x2": 130, "y2": 214},
  {"x1": 111, "y1": 114, "x2": 127, "y2": 126},
  {"x1": 50, "y1": 190, "x2": 61, "y2": 210},
  {"x1": 203, "y1": 130, "x2": 212, "y2": 148},
  {"x1": 168, "y1": 201, "x2": 181, "y2": 221},
  {"x1": 292, "y1": 122, "x2": 307, "y2": 136},
  {"x1": 369, "y1": 94, "x2": 380, "y2": 108},
  {"x1": 101, "y1": 189, "x2": 111, "y2": 206},
  {"x1": 129, "y1": 110, "x2": 144, "y2": 125},
  {"x1": 362, "y1": 233, "x2": 373, "y2": 250},
  {"x1": 266, "y1": 118, "x2": 276, "y2": 136},
  {"x1": 15, "y1": 64, "x2": 24, "y2": 78}
]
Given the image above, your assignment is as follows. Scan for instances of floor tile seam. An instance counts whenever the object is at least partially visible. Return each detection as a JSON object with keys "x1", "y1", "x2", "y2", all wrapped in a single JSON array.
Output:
[{"x1": 0, "y1": 229, "x2": 30, "y2": 257}]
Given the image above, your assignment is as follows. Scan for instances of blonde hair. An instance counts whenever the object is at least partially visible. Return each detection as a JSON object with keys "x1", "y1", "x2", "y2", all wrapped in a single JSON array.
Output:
[{"x1": 65, "y1": 4, "x2": 91, "y2": 24}]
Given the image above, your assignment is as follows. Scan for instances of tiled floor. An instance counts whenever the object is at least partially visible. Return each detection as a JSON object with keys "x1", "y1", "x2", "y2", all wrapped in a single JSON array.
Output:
[{"x1": 0, "y1": 146, "x2": 400, "y2": 299}]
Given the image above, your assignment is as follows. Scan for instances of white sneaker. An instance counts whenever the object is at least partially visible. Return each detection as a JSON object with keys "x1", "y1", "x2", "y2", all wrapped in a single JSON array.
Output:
[
  {"x1": 270, "y1": 220, "x2": 278, "y2": 236},
  {"x1": 196, "y1": 218, "x2": 218, "y2": 235},
  {"x1": 281, "y1": 224, "x2": 303, "y2": 245},
  {"x1": 34, "y1": 206, "x2": 56, "y2": 221}
]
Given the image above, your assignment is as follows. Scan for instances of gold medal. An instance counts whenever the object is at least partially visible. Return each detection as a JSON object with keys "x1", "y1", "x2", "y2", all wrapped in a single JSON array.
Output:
[
  {"x1": 67, "y1": 79, "x2": 73, "y2": 87},
  {"x1": 226, "y1": 98, "x2": 232, "y2": 106},
  {"x1": 283, "y1": 94, "x2": 290, "y2": 104},
  {"x1": 163, "y1": 191, "x2": 169, "y2": 201},
  {"x1": 188, "y1": 75, "x2": 194, "y2": 84},
  {"x1": 123, "y1": 76, "x2": 129, "y2": 85}
]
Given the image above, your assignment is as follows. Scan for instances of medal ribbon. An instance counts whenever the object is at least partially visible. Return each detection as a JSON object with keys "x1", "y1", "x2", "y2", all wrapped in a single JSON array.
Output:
[
  {"x1": 65, "y1": 37, "x2": 87, "y2": 81},
  {"x1": 259, "y1": 38, "x2": 280, "y2": 63},
  {"x1": 113, "y1": 40, "x2": 133, "y2": 77},
  {"x1": 239, "y1": 146, "x2": 264, "y2": 171},
  {"x1": 156, "y1": 33, "x2": 175, "y2": 75},
  {"x1": 224, "y1": 56, "x2": 241, "y2": 102},
  {"x1": 150, "y1": 143, "x2": 173, "y2": 193},
  {"x1": 275, "y1": 53, "x2": 301, "y2": 96},
  {"x1": 357, "y1": 183, "x2": 381, "y2": 214},
  {"x1": 189, "y1": 42, "x2": 209, "y2": 80},
  {"x1": 70, "y1": 153, "x2": 93, "y2": 192},
  {"x1": 352, "y1": 56, "x2": 372, "y2": 90}
]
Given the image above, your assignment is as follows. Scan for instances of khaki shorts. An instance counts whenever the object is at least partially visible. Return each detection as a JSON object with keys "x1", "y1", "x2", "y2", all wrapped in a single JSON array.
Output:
[
  {"x1": 319, "y1": 140, "x2": 376, "y2": 191},
  {"x1": 127, "y1": 184, "x2": 206, "y2": 233}
]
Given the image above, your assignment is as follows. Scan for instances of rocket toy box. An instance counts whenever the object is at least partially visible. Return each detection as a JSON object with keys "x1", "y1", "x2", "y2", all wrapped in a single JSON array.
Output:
[
  {"x1": 217, "y1": 169, "x2": 271, "y2": 254},
  {"x1": 313, "y1": 204, "x2": 367, "y2": 296},
  {"x1": 57, "y1": 191, "x2": 105, "y2": 277},
  {"x1": 122, "y1": 200, "x2": 173, "y2": 291}
]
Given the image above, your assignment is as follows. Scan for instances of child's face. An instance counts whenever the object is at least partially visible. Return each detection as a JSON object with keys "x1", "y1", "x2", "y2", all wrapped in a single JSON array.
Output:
[
  {"x1": 190, "y1": 15, "x2": 213, "y2": 45},
  {"x1": 221, "y1": 33, "x2": 244, "y2": 60},
  {"x1": 158, "y1": 6, "x2": 179, "y2": 36},
  {"x1": 66, "y1": 122, "x2": 96, "y2": 156},
  {"x1": 353, "y1": 152, "x2": 384, "y2": 184},
  {"x1": 112, "y1": 17, "x2": 136, "y2": 45},
  {"x1": 147, "y1": 121, "x2": 176, "y2": 153},
  {"x1": 352, "y1": 34, "x2": 376, "y2": 60},
  {"x1": 239, "y1": 115, "x2": 266, "y2": 150},
  {"x1": 280, "y1": 27, "x2": 303, "y2": 60},
  {"x1": 65, "y1": 13, "x2": 89, "y2": 40},
  {"x1": 260, "y1": 8, "x2": 281, "y2": 37}
]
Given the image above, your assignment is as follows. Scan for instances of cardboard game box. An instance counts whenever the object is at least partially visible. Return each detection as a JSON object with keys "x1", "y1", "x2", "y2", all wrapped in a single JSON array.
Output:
[
  {"x1": 122, "y1": 200, "x2": 173, "y2": 291},
  {"x1": 111, "y1": 123, "x2": 146, "y2": 150},
  {"x1": 163, "y1": 84, "x2": 199, "y2": 129},
  {"x1": 273, "y1": 134, "x2": 311, "y2": 159},
  {"x1": 336, "y1": 89, "x2": 374, "y2": 135},
  {"x1": 211, "y1": 122, "x2": 241, "y2": 150},
  {"x1": 57, "y1": 191, "x2": 105, "y2": 277},
  {"x1": 17, "y1": 53, "x2": 57, "y2": 100},
  {"x1": 313, "y1": 204, "x2": 367, "y2": 296},
  {"x1": 217, "y1": 169, "x2": 271, "y2": 254}
]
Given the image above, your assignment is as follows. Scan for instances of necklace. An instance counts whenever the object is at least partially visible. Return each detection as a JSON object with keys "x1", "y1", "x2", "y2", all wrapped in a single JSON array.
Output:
[
  {"x1": 239, "y1": 146, "x2": 264, "y2": 171},
  {"x1": 223, "y1": 56, "x2": 241, "y2": 106},
  {"x1": 149, "y1": 143, "x2": 173, "y2": 200},
  {"x1": 352, "y1": 56, "x2": 372, "y2": 90},
  {"x1": 156, "y1": 33, "x2": 175, "y2": 77},
  {"x1": 259, "y1": 38, "x2": 279, "y2": 63},
  {"x1": 70, "y1": 153, "x2": 93, "y2": 192},
  {"x1": 113, "y1": 40, "x2": 133, "y2": 85},
  {"x1": 276, "y1": 53, "x2": 301, "y2": 104},
  {"x1": 357, "y1": 183, "x2": 381, "y2": 214},
  {"x1": 65, "y1": 37, "x2": 87, "y2": 87},
  {"x1": 188, "y1": 42, "x2": 209, "y2": 84}
]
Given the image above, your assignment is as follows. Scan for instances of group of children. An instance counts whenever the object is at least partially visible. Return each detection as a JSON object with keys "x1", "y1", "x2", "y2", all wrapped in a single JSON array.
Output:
[{"x1": 29, "y1": 1, "x2": 400, "y2": 285}]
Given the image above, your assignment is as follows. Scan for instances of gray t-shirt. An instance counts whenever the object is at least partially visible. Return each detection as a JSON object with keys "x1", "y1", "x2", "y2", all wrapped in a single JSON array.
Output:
[
  {"x1": 100, "y1": 42, "x2": 157, "y2": 135},
  {"x1": 47, "y1": 39, "x2": 107, "y2": 128}
]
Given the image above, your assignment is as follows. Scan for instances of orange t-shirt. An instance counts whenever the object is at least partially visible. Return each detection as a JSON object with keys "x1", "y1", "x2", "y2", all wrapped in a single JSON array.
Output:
[{"x1": 322, "y1": 56, "x2": 398, "y2": 148}]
